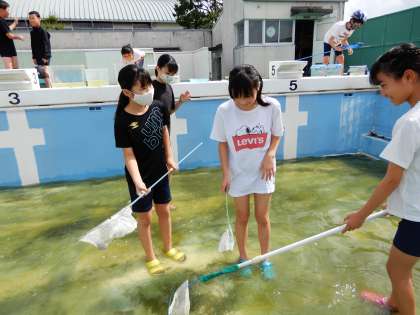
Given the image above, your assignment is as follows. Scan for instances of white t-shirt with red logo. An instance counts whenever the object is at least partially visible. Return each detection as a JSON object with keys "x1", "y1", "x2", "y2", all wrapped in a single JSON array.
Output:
[
  {"x1": 323, "y1": 21, "x2": 354, "y2": 45},
  {"x1": 210, "y1": 97, "x2": 284, "y2": 197}
]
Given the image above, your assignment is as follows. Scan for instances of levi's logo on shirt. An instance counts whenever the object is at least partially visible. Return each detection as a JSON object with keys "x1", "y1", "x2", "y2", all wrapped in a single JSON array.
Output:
[{"x1": 233, "y1": 124, "x2": 268, "y2": 151}]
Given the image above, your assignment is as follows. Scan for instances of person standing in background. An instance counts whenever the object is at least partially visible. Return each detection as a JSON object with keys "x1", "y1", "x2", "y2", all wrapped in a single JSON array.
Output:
[{"x1": 29, "y1": 11, "x2": 52, "y2": 88}]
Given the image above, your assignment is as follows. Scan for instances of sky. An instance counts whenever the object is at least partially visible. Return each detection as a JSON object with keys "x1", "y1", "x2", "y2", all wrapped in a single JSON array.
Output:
[{"x1": 344, "y1": 0, "x2": 420, "y2": 19}]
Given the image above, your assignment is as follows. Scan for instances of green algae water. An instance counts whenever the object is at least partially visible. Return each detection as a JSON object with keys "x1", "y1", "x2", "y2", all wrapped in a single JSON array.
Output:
[{"x1": 1, "y1": 156, "x2": 419, "y2": 315}]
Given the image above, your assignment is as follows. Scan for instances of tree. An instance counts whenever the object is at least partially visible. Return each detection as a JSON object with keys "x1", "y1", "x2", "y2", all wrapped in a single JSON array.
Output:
[{"x1": 174, "y1": 0, "x2": 223, "y2": 29}]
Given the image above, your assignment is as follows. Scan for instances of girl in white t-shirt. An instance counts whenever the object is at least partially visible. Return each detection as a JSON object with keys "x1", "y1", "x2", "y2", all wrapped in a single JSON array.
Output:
[
  {"x1": 343, "y1": 43, "x2": 420, "y2": 314},
  {"x1": 210, "y1": 65, "x2": 284, "y2": 279}
]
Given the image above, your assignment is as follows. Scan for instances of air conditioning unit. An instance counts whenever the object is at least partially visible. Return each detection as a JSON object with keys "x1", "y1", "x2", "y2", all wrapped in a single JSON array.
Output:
[{"x1": 268, "y1": 60, "x2": 307, "y2": 79}]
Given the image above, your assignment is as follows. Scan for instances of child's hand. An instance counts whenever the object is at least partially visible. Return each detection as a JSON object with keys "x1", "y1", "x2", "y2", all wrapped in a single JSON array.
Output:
[
  {"x1": 221, "y1": 175, "x2": 230, "y2": 193},
  {"x1": 179, "y1": 91, "x2": 191, "y2": 104},
  {"x1": 260, "y1": 154, "x2": 276, "y2": 181},
  {"x1": 135, "y1": 181, "x2": 149, "y2": 196},
  {"x1": 342, "y1": 211, "x2": 367, "y2": 233},
  {"x1": 166, "y1": 158, "x2": 178, "y2": 172},
  {"x1": 16, "y1": 35, "x2": 24, "y2": 41}
]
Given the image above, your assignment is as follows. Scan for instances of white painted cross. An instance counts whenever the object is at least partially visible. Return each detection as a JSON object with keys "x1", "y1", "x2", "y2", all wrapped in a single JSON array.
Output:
[
  {"x1": 282, "y1": 95, "x2": 308, "y2": 160},
  {"x1": 0, "y1": 109, "x2": 45, "y2": 185},
  {"x1": 170, "y1": 113, "x2": 188, "y2": 163}
]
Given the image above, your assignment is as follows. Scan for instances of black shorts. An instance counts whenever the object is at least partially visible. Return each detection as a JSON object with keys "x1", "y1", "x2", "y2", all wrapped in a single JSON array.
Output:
[
  {"x1": 393, "y1": 219, "x2": 420, "y2": 257},
  {"x1": 0, "y1": 44, "x2": 17, "y2": 57},
  {"x1": 126, "y1": 173, "x2": 171, "y2": 213},
  {"x1": 323, "y1": 42, "x2": 343, "y2": 56}
]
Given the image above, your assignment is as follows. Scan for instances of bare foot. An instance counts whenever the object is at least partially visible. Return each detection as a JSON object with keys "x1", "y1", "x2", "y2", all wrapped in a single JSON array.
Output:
[{"x1": 360, "y1": 290, "x2": 398, "y2": 312}]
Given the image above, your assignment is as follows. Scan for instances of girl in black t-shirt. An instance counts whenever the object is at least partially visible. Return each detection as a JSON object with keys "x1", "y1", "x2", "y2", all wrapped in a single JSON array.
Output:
[
  {"x1": 153, "y1": 54, "x2": 191, "y2": 128},
  {"x1": 153, "y1": 54, "x2": 191, "y2": 210},
  {"x1": 114, "y1": 65, "x2": 186, "y2": 275}
]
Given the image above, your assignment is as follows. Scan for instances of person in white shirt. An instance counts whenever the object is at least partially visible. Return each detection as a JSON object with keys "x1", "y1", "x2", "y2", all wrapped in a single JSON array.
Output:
[
  {"x1": 121, "y1": 44, "x2": 145, "y2": 68},
  {"x1": 343, "y1": 43, "x2": 420, "y2": 315},
  {"x1": 323, "y1": 10, "x2": 366, "y2": 67},
  {"x1": 210, "y1": 65, "x2": 284, "y2": 280}
]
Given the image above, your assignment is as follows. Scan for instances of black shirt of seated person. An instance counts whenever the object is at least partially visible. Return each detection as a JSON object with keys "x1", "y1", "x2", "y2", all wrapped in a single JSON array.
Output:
[{"x1": 114, "y1": 100, "x2": 170, "y2": 187}]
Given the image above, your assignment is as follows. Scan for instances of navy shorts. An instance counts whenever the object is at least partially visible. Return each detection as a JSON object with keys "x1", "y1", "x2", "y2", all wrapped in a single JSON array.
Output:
[
  {"x1": 393, "y1": 219, "x2": 420, "y2": 257},
  {"x1": 126, "y1": 173, "x2": 172, "y2": 213},
  {"x1": 323, "y1": 42, "x2": 343, "y2": 56}
]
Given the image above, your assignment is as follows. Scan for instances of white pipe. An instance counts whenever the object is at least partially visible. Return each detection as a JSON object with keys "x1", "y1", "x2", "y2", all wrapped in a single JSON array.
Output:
[{"x1": 239, "y1": 210, "x2": 388, "y2": 268}]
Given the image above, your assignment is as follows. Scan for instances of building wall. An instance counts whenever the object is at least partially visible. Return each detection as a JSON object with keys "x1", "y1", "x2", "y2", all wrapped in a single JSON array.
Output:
[
  {"x1": 346, "y1": 6, "x2": 420, "y2": 69},
  {"x1": 13, "y1": 29, "x2": 212, "y2": 51},
  {"x1": 234, "y1": 45, "x2": 295, "y2": 77},
  {"x1": 214, "y1": 0, "x2": 346, "y2": 77}
]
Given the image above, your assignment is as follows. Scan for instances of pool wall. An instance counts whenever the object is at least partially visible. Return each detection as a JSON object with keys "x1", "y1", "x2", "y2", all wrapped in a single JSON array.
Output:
[{"x1": 0, "y1": 76, "x2": 410, "y2": 187}]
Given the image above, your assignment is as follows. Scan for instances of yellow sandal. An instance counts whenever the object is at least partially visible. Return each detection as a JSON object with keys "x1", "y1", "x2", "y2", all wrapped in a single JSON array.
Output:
[
  {"x1": 164, "y1": 248, "x2": 186, "y2": 262},
  {"x1": 145, "y1": 259, "x2": 165, "y2": 275}
]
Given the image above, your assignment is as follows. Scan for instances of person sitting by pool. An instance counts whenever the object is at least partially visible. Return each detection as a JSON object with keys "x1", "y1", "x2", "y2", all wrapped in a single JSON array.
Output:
[
  {"x1": 114, "y1": 64, "x2": 186, "y2": 275},
  {"x1": 210, "y1": 64, "x2": 284, "y2": 280},
  {"x1": 343, "y1": 43, "x2": 420, "y2": 315},
  {"x1": 322, "y1": 10, "x2": 366, "y2": 69},
  {"x1": 121, "y1": 44, "x2": 145, "y2": 68}
]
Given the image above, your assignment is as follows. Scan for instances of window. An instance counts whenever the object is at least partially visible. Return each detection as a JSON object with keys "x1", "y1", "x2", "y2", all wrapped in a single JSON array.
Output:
[
  {"x1": 92, "y1": 22, "x2": 113, "y2": 29},
  {"x1": 235, "y1": 19, "x2": 294, "y2": 46},
  {"x1": 249, "y1": 20, "x2": 263, "y2": 44},
  {"x1": 265, "y1": 20, "x2": 279, "y2": 43},
  {"x1": 72, "y1": 21, "x2": 93, "y2": 29},
  {"x1": 133, "y1": 23, "x2": 151, "y2": 29},
  {"x1": 280, "y1": 20, "x2": 293, "y2": 42},
  {"x1": 236, "y1": 21, "x2": 244, "y2": 46}
]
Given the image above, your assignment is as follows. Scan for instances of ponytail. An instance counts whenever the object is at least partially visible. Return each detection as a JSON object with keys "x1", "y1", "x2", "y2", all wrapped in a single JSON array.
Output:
[{"x1": 115, "y1": 91, "x2": 130, "y2": 118}]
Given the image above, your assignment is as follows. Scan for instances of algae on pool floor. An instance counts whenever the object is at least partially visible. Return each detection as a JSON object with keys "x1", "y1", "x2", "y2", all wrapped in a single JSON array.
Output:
[{"x1": 0, "y1": 156, "x2": 419, "y2": 315}]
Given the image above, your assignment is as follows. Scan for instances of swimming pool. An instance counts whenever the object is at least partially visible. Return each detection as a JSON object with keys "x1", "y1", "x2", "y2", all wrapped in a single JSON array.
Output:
[{"x1": 0, "y1": 156, "x2": 418, "y2": 314}]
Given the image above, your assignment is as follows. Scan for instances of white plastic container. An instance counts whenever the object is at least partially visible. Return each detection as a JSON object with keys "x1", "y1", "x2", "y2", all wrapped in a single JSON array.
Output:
[
  {"x1": 269, "y1": 60, "x2": 307, "y2": 79},
  {"x1": 348, "y1": 65, "x2": 368, "y2": 76}
]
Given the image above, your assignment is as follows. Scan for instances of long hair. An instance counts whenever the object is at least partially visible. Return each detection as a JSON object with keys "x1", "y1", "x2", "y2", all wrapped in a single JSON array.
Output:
[
  {"x1": 115, "y1": 64, "x2": 152, "y2": 117},
  {"x1": 228, "y1": 64, "x2": 269, "y2": 106},
  {"x1": 370, "y1": 43, "x2": 420, "y2": 85}
]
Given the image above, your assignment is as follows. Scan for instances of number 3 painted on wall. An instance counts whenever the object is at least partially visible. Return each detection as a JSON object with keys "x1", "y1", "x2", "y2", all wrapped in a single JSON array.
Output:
[{"x1": 8, "y1": 92, "x2": 21, "y2": 105}]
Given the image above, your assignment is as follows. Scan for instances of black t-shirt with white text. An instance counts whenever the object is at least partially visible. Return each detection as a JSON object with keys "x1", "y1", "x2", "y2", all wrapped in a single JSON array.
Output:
[{"x1": 114, "y1": 101, "x2": 169, "y2": 186}]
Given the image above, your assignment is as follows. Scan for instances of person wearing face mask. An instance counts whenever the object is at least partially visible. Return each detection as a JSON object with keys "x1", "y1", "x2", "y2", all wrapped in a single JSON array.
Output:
[
  {"x1": 322, "y1": 10, "x2": 366, "y2": 69},
  {"x1": 114, "y1": 64, "x2": 186, "y2": 276},
  {"x1": 153, "y1": 54, "x2": 191, "y2": 131},
  {"x1": 153, "y1": 54, "x2": 191, "y2": 210}
]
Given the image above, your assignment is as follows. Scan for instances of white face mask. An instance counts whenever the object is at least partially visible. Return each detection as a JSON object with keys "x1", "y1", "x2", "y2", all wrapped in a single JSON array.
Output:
[
  {"x1": 132, "y1": 88, "x2": 154, "y2": 106},
  {"x1": 160, "y1": 73, "x2": 175, "y2": 84}
]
